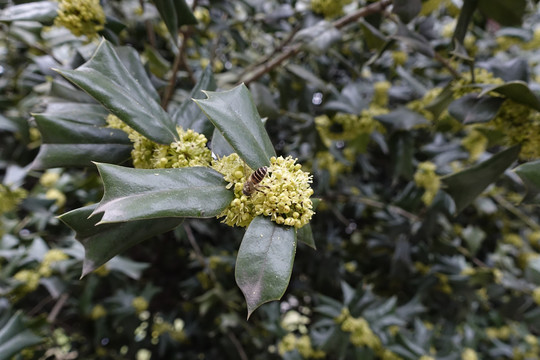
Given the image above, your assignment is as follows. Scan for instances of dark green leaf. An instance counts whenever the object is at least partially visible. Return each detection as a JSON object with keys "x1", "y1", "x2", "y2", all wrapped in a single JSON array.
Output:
[
  {"x1": 172, "y1": 66, "x2": 216, "y2": 137},
  {"x1": 31, "y1": 103, "x2": 132, "y2": 169},
  {"x1": 442, "y1": 145, "x2": 520, "y2": 213},
  {"x1": 249, "y1": 82, "x2": 279, "y2": 119},
  {"x1": 360, "y1": 20, "x2": 387, "y2": 51},
  {"x1": 153, "y1": 0, "x2": 197, "y2": 41},
  {"x1": 194, "y1": 84, "x2": 276, "y2": 170},
  {"x1": 393, "y1": 0, "x2": 422, "y2": 24},
  {"x1": 478, "y1": 81, "x2": 540, "y2": 111},
  {"x1": 394, "y1": 22, "x2": 434, "y2": 58},
  {"x1": 0, "y1": 1, "x2": 58, "y2": 23},
  {"x1": 55, "y1": 39, "x2": 177, "y2": 144},
  {"x1": 488, "y1": 58, "x2": 529, "y2": 82},
  {"x1": 453, "y1": 0, "x2": 478, "y2": 45},
  {"x1": 297, "y1": 223, "x2": 316, "y2": 250},
  {"x1": 478, "y1": 0, "x2": 526, "y2": 26},
  {"x1": 448, "y1": 94, "x2": 504, "y2": 124},
  {"x1": 514, "y1": 160, "x2": 540, "y2": 204},
  {"x1": 59, "y1": 204, "x2": 182, "y2": 277},
  {"x1": 424, "y1": 84, "x2": 455, "y2": 120},
  {"x1": 0, "y1": 312, "x2": 42, "y2": 360},
  {"x1": 375, "y1": 108, "x2": 428, "y2": 131},
  {"x1": 93, "y1": 163, "x2": 233, "y2": 223},
  {"x1": 211, "y1": 128, "x2": 235, "y2": 157},
  {"x1": 235, "y1": 216, "x2": 296, "y2": 318}
]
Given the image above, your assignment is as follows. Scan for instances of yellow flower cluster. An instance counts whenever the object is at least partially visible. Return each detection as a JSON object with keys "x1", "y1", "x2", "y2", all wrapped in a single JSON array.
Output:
[
  {"x1": 315, "y1": 107, "x2": 386, "y2": 144},
  {"x1": 420, "y1": 0, "x2": 451, "y2": 16},
  {"x1": 91, "y1": 304, "x2": 107, "y2": 319},
  {"x1": 461, "y1": 348, "x2": 478, "y2": 360},
  {"x1": 392, "y1": 51, "x2": 408, "y2": 66},
  {"x1": 54, "y1": 0, "x2": 105, "y2": 38},
  {"x1": 496, "y1": 28, "x2": 540, "y2": 53},
  {"x1": 13, "y1": 269, "x2": 40, "y2": 295},
  {"x1": 106, "y1": 114, "x2": 212, "y2": 169},
  {"x1": 212, "y1": 154, "x2": 314, "y2": 228},
  {"x1": 310, "y1": 0, "x2": 352, "y2": 18},
  {"x1": 413, "y1": 162, "x2": 440, "y2": 206},
  {"x1": 38, "y1": 249, "x2": 69, "y2": 277},
  {"x1": 336, "y1": 308, "x2": 402, "y2": 359},
  {"x1": 152, "y1": 317, "x2": 186, "y2": 343},
  {"x1": 461, "y1": 128, "x2": 488, "y2": 161},
  {"x1": 533, "y1": 287, "x2": 540, "y2": 305},
  {"x1": 407, "y1": 87, "x2": 444, "y2": 121},
  {"x1": 277, "y1": 333, "x2": 326, "y2": 358},
  {"x1": 40, "y1": 170, "x2": 60, "y2": 188},
  {"x1": 315, "y1": 148, "x2": 354, "y2": 185},
  {"x1": 0, "y1": 184, "x2": 27, "y2": 215},
  {"x1": 491, "y1": 100, "x2": 540, "y2": 159},
  {"x1": 451, "y1": 68, "x2": 504, "y2": 99},
  {"x1": 132, "y1": 296, "x2": 149, "y2": 314},
  {"x1": 485, "y1": 326, "x2": 511, "y2": 340}
]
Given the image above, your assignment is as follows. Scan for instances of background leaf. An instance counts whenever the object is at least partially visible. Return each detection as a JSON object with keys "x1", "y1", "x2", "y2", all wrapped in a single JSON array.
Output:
[
  {"x1": 478, "y1": 81, "x2": 540, "y2": 111},
  {"x1": 172, "y1": 66, "x2": 216, "y2": 137},
  {"x1": 0, "y1": 1, "x2": 57, "y2": 23},
  {"x1": 448, "y1": 94, "x2": 505, "y2": 124},
  {"x1": 236, "y1": 216, "x2": 297, "y2": 318},
  {"x1": 478, "y1": 0, "x2": 526, "y2": 26},
  {"x1": 194, "y1": 84, "x2": 276, "y2": 170},
  {"x1": 153, "y1": 0, "x2": 197, "y2": 41},
  {"x1": 392, "y1": 0, "x2": 422, "y2": 24},
  {"x1": 93, "y1": 163, "x2": 233, "y2": 223},
  {"x1": 56, "y1": 39, "x2": 177, "y2": 144},
  {"x1": 0, "y1": 312, "x2": 42, "y2": 360},
  {"x1": 442, "y1": 145, "x2": 520, "y2": 213},
  {"x1": 59, "y1": 204, "x2": 183, "y2": 277},
  {"x1": 514, "y1": 160, "x2": 540, "y2": 204},
  {"x1": 31, "y1": 103, "x2": 132, "y2": 169}
]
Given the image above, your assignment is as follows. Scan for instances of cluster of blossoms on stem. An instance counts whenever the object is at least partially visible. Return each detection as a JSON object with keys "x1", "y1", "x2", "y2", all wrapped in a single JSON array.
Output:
[
  {"x1": 335, "y1": 308, "x2": 403, "y2": 360},
  {"x1": 461, "y1": 128, "x2": 488, "y2": 162},
  {"x1": 315, "y1": 148, "x2": 355, "y2": 185},
  {"x1": 413, "y1": 161, "x2": 441, "y2": 206},
  {"x1": 277, "y1": 333, "x2": 325, "y2": 358},
  {"x1": 310, "y1": 0, "x2": 352, "y2": 18},
  {"x1": 54, "y1": 0, "x2": 105, "y2": 38},
  {"x1": 315, "y1": 81, "x2": 388, "y2": 146},
  {"x1": 106, "y1": 114, "x2": 212, "y2": 169},
  {"x1": 0, "y1": 184, "x2": 27, "y2": 215},
  {"x1": 11, "y1": 249, "x2": 69, "y2": 301},
  {"x1": 212, "y1": 154, "x2": 314, "y2": 229}
]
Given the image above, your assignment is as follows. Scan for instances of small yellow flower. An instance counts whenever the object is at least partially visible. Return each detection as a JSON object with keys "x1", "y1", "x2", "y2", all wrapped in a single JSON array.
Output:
[
  {"x1": 461, "y1": 348, "x2": 478, "y2": 360},
  {"x1": 39, "y1": 171, "x2": 60, "y2": 188},
  {"x1": 532, "y1": 287, "x2": 540, "y2": 305},
  {"x1": 310, "y1": 0, "x2": 352, "y2": 18},
  {"x1": 39, "y1": 249, "x2": 68, "y2": 277},
  {"x1": 414, "y1": 162, "x2": 440, "y2": 206},
  {"x1": 373, "y1": 81, "x2": 391, "y2": 107},
  {"x1": 0, "y1": 185, "x2": 27, "y2": 214},
  {"x1": 277, "y1": 333, "x2": 297, "y2": 355},
  {"x1": 91, "y1": 304, "x2": 107, "y2": 319},
  {"x1": 54, "y1": 0, "x2": 105, "y2": 38},
  {"x1": 132, "y1": 296, "x2": 149, "y2": 314},
  {"x1": 392, "y1": 51, "x2": 408, "y2": 66},
  {"x1": 462, "y1": 129, "x2": 487, "y2": 161},
  {"x1": 13, "y1": 269, "x2": 40, "y2": 293},
  {"x1": 45, "y1": 188, "x2": 67, "y2": 208}
]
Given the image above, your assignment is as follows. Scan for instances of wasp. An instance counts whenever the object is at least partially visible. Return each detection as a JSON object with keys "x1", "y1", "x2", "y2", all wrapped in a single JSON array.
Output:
[{"x1": 243, "y1": 166, "x2": 268, "y2": 196}]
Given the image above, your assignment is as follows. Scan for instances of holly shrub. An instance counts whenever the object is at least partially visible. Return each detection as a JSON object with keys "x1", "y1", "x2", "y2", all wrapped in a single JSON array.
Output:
[{"x1": 2, "y1": 0, "x2": 540, "y2": 359}]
